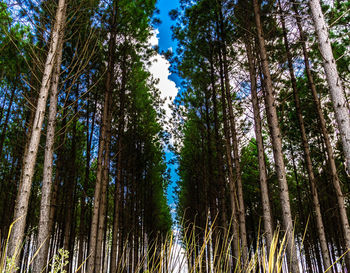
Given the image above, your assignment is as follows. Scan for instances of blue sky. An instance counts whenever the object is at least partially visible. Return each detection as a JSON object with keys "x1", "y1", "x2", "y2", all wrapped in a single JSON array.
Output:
[
  {"x1": 156, "y1": 0, "x2": 182, "y2": 87},
  {"x1": 156, "y1": 0, "x2": 179, "y2": 53},
  {"x1": 155, "y1": 0, "x2": 181, "y2": 212}
]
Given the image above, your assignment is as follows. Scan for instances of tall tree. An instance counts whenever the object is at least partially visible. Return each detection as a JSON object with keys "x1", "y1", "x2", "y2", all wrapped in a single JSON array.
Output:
[
  {"x1": 86, "y1": 2, "x2": 116, "y2": 269},
  {"x1": 244, "y1": 38, "x2": 274, "y2": 248},
  {"x1": 252, "y1": 0, "x2": 300, "y2": 271},
  {"x1": 33, "y1": 21, "x2": 66, "y2": 272},
  {"x1": 8, "y1": 0, "x2": 67, "y2": 265},
  {"x1": 278, "y1": 1, "x2": 332, "y2": 269},
  {"x1": 309, "y1": 0, "x2": 350, "y2": 177}
]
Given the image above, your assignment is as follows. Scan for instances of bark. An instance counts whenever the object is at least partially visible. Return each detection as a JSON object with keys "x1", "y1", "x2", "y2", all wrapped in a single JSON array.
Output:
[
  {"x1": 309, "y1": 0, "x2": 350, "y2": 176},
  {"x1": 87, "y1": 64, "x2": 111, "y2": 273},
  {"x1": 0, "y1": 85, "x2": 15, "y2": 160},
  {"x1": 63, "y1": 89, "x2": 79, "y2": 271},
  {"x1": 217, "y1": 44, "x2": 240, "y2": 265},
  {"x1": 0, "y1": 87, "x2": 8, "y2": 124},
  {"x1": 294, "y1": 2, "x2": 350, "y2": 266},
  {"x1": 87, "y1": 1, "x2": 117, "y2": 271},
  {"x1": 110, "y1": 141, "x2": 122, "y2": 273},
  {"x1": 77, "y1": 87, "x2": 97, "y2": 271},
  {"x1": 86, "y1": 67, "x2": 110, "y2": 273},
  {"x1": 290, "y1": 142, "x2": 313, "y2": 273},
  {"x1": 244, "y1": 39, "x2": 274, "y2": 247},
  {"x1": 118, "y1": 169, "x2": 126, "y2": 273},
  {"x1": 217, "y1": 4, "x2": 248, "y2": 262},
  {"x1": 33, "y1": 26, "x2": 65, "y2": 273},
  {"x1": 94, "y1": 109, "x2": 111, "y2": 272},
  {"x1": 203, "y1": 81, "x2": 213, "y2": 273},
  {"x1": 110, "y1": 80, "x2": 126, "y2": 273},
  {"x1": 278, "y1": 2, "x2": 331, "y2": 269},
  {"x1": 208, "y1": 46, "x2": 227, "y2": 269},
  {"x1": 8, "y1": 0, "x2": 66, "y2": 265},
  {"x1": 252, "y1": 1, "x2": 300, "y2": 272},
  {"x1": 47, "y1": 112, "x2": 67, "y2": 259}
]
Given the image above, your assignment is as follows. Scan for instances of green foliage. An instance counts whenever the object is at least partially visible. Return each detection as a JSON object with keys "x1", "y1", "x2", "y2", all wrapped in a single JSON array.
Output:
[{"x1": 51, "y1": 249, "x2": 69, "y2": 273}]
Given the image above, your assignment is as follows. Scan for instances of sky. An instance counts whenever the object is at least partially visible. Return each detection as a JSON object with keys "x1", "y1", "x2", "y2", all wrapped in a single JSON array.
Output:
[
  {"x1": 148, "y1": 0, "x2": 181, "y2": 217},
  {"x1": 148, "y1": 4, "x2": 188, "y2": 270},
  {"x1": 156, "y1": 0, "x2": 179, "y2": 51}
]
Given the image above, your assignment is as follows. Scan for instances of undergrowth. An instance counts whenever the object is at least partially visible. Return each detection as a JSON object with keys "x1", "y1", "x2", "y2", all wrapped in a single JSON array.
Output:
[{"x1": 0, "y1": 219, "x2": 345, "y2": 273}]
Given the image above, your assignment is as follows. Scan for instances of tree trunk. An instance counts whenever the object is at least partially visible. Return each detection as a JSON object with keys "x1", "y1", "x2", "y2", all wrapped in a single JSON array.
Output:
[
  {"x1": 33, "y1": 26, "x2": 65, "y2": 273},
  {"x1": 217, "y1": 44, "x2": 240, "y2": 266},
  {"x1": 86, "y1": 63, "x2": 111, "y2": 273},
  {"x1": 208, "y1": 45, "x2": 228, "y2": 269},
  {"x1": 94, "y1": 109, "x2": 111, "y2": 272},
  {"x1": 278, "y1": 2, "x2": 331, "y2": 269},
  {"x1": 290, "y1": 142, "x2": 313, "y2": 273},
  {"x1": 77, "y1": 85, "x2": 97, "y2": 271},
  {"x1": 244, "y1": 39, "x2": 274, "y2": 248},
  {"x1": 0, "y1": 85, "x2": 15, "y2": 160},
  {"x1": 110, "y1": 84, "x2": 126, "y2": 273},
  {"x1": 8, "y1": 0, "x2": 67, "y2": 265},
  {"x1": 63, "y1": 89, "x2": 79, "y2": 272},
  {"x1": 294, "y1": 2, "x2": 350, "y2": 266},
  {"x1": 87, "y1": 1, "x2": 117, "y2": 271},
  {"x1": 252, "y1": 1, "x2": 300, "y2": 272},
  {"x1": 217, "y1": 6, "x2": 248, "y2": 262},
  {"x1": 309, "y1": 0, "x2": 350, "y2": 176}
]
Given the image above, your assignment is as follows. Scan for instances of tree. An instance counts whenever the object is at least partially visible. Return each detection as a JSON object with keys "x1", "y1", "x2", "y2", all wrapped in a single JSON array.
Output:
[
  {"x1": 252, "y1": 0, "x2": 300, "y2": 271},
  {"x1": 8, "y1": 0, "x2": 67, "y2": 266},
  {"x1": 309, "y1": 0, "x2": 350, "y2": 177},
  {"x1": 244, "y1": 38, "x2": 274, "y2": 248},
  {"x1": 278, "y1": 1, "x2": 331, "y2": 269},
  {"x1": 33, "y1": 19, "x2": 65, "y2": 272}
]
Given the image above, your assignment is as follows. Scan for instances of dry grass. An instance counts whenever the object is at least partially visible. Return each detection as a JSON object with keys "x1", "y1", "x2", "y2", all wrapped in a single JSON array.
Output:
[{"x1": 0, "y1": 219, "x2": 345, "y2": 272}]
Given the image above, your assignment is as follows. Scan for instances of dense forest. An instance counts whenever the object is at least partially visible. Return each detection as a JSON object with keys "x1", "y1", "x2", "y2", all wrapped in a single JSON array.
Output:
[{"x1": 0, "y1": 0, "x2": 349, "y2": 272}]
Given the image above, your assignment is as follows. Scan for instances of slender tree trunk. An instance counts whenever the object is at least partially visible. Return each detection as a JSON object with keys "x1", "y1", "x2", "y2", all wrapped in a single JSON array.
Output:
[
  {"x1": 294, "y1": 2, "x2": 350, "y2": 266},
  {"x1": 87, "y1": 64, "x2": 111, "y2": 273},
  {"x1": 0, "y1": 87, "x2": 8, "y2": 124},
  {"x1": 278, "y1": 3, "x2": 332, "y2": 269},
  {"x1": 217, "y1": 45, "x2": 240, "y2": 266},
  {"x1": 110, "y1": 86, "x2": 126, "y2": 273},
  {"x1": 87, "y1": 1, "x2": 117, "y2": 271},
  {"x1": 309, "y1": 0, "x2": 350, "y2": 176},
  {"x1": 208, "y1": 46, "x2": 227, "y2": 269},
  {"x1": 217, "y1": 7, "x2": 248, "y2": 262},
  {"x1": 0, "y1": 85, "x2": 15, "y2": 160},
  {"x1": 63, "y1": 89, "x2": 79, "y2": 273},
  {"x1": 95, "y1": 109, "x2": 111, "y2": 272},
  {"x1": 203, "y1": 87, "x2": 212, "y2": 273},
  {"x1": 8, "y1": 0, "x2": 67, "y2": 265},
  {"x1": 252, "y1": 1, "x2": 300, "y2": 272},
  {"x1": 77, "y1": 86, "x2": 97, "y2": 271},
  {"x1": 47, "y1": 112, "x2": 67, "y2": 262},
  {"x1": 244, "y1": 39, "x2": 274, "y2": 247},
  {"x1": 33, "y1": 27, "x2": 65, "y2": 273},
  {"x1": 289, "y1": 142, "x2": 313, "y2": 273}
]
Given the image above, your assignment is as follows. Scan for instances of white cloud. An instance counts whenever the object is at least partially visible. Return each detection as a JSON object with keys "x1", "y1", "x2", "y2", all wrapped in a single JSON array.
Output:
[
  {"x1": 147, "y1": 29, "x2": 179, "y2": 123},
  {"x1": 149, "y1": 29, "x2": 160, "y2": 47}
]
